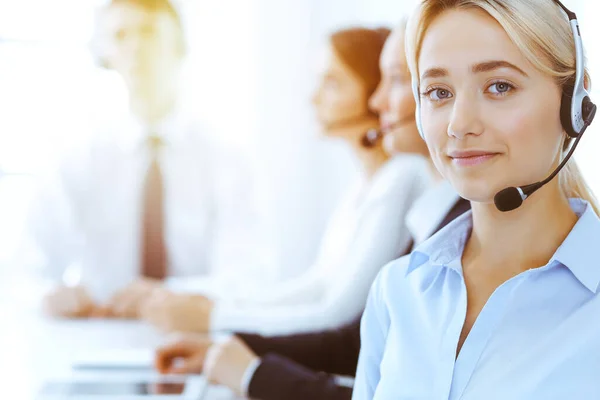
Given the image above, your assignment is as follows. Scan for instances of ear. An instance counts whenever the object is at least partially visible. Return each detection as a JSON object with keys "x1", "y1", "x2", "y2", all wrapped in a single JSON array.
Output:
[{"x1": 584, "y1": 73, "x2": 591, "y2": 91}]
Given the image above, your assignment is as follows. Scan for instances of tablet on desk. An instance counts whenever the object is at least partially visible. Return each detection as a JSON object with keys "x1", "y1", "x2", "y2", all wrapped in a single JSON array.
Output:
[
  {"x1": 72, "y1": 349, "x2": 154, "y2": 371},
  {"x1": 71, "y1": 348, "x2": 160, "y2": 383},
  {"x1": 37, "y1": 376, "x2": 207, "y2": 400}
]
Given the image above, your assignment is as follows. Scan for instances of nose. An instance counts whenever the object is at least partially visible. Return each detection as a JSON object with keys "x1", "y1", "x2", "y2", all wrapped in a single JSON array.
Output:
[
  {"x1": 447, "y1": 94, "x2": 484, "y2": 139},
  {"x1": 369, "y1": 81, "x2": 387, "y2": 114}
]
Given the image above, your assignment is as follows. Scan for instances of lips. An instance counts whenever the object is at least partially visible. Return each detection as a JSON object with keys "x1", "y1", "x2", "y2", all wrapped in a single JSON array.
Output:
[{"x1": 447, "y1": 150, "x2": 500, "y2": 167}]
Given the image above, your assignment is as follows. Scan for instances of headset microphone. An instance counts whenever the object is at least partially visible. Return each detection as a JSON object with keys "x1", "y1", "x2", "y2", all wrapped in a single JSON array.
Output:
[
  {"x1": 361, "y1": 122, "x2": 410, "y2": 148},
  {"x1": 362, "y1": 114, "x2": 418, "y2": 148},
  {"x1": 361, "y1": 128, "x2": 384, "y2": 148},
  {"x1": 322, "y1": 113, "x2": 383, "y2": 148}
]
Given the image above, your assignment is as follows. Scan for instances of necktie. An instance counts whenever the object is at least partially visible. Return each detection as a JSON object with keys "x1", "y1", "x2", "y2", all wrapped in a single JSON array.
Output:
[{"x1": 140, "y1": 135, "x2": 168, "y2": 280}]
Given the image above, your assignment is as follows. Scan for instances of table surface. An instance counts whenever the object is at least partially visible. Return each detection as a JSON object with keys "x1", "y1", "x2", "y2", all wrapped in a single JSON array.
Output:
[{"x1": 0, "y1": 302, "x2": 241, "y2": 400}]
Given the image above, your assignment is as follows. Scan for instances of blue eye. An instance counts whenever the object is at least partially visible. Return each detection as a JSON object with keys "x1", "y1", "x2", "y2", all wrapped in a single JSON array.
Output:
[
  {"x1": 433, "y1": 89, "x2": 452, "y2": 100},
  {"x1": 488, "y1": 81, "x2": 514, "y2": 95},
  {"x1": 421, "y1": 87, "x2": 453, "y2": 102}
]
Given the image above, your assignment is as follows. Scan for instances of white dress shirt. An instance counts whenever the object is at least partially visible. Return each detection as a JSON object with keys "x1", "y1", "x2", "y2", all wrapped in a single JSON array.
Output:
[
  {"x1": 210, "y1": 154, "x2": 432, "y2": 336},
  {"x1": 28, "y1": 106, "x2": 276, "y2": 302}
]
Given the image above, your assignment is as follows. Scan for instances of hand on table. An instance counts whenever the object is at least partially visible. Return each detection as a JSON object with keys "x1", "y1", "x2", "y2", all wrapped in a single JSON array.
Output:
[
  {"x1": 203, "y1": 336, "x2": 260, "y2": 396},
  {"x1": 141, "y1": 291, "x2": 213, "y2": 333},
  {"x1": 43, "y1": 285, "x2": 98, "y2": 318},
  {"x1": 104, "y1": 279, "x2": 163, "y2": 319},
  {"x1": 155, "y1": 334, "x2": 259, "y2": 396},
  {"x1": 155, "y1": 333, "x2": 213, "y2": 374}
]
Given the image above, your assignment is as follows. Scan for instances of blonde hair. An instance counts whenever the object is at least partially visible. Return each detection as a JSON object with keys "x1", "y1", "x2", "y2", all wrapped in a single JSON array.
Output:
[{"x1": 406, "y1": 0, "x2": 599, "y2": 214}]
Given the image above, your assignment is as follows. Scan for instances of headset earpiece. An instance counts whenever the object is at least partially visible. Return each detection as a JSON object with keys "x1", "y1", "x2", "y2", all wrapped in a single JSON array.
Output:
[
  {"x1": 560, "y1": 79, "x2": 579, "y2": 138},
  {"x1": 560, "y1": 77, "x2": 596, "y2": 139}
]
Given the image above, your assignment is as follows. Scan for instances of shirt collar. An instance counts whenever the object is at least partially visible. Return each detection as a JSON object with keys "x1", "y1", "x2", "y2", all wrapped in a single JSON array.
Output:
[
  {"x1": 406, "y1": 207, "x2": 472, "y2": 276},
  {"x1": 406, "y1": 180, "x2": 461, "y2": 245},
  {"x1": 406, "y1": 198, "x2": 600, "y2": 293},
  {"x1": 114, "y1": 103, "x2": 190, "y2": 154}
]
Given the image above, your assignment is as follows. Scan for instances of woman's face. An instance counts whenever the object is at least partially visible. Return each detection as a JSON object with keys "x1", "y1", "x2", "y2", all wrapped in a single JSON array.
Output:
[
  {"x1": 369, "y1": 28, "x2": 428, "y2": 156},
  {"x1": 312, "y1": 45, "x2": 369, "y2": 137},
  {"x1": 418, "y1": 9, "x2": 565, "y2": 203}
]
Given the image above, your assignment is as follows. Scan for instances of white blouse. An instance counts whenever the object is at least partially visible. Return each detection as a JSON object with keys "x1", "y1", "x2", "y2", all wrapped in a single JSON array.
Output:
[{"x1": 209, "y1": 154, "x2": 433, "y2": 335}]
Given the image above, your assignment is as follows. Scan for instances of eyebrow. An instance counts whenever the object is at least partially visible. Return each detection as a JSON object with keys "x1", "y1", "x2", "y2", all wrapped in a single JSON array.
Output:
[
  {"x1": 472, "y1": 60, "x2": 528, "y2": 76},
  {"x1": 421, "y1": 60, "x2": 529, "y2": 80}
]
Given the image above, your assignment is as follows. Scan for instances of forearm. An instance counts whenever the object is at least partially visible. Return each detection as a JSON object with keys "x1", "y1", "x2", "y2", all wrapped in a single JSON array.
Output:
[
  {"x1": 211, "y1": 300, "x2": 356, "y2": 337},
  {"x1": 248, "y1": 353, "x2": 352, "y2": 400},
  {"x1": 237, "y1": 321, "x2": 360, "y2": 376},
  {"x1": 231, "y1": 269, "x2": 326, "y2": 306}
]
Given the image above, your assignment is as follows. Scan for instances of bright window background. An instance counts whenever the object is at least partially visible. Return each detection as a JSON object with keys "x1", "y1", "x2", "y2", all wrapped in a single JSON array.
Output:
[
  {"x1": 0, "y1": 1, "x2": 112, "y2": 287},
  {"x1": 0, "y1": 0, "x2": 260, "y2": 281},
  {"x1": 0, "y1": 0, "x2": 418, "y2": 284},
  {"x1": 1, "y1": 0, "x2": 598, "y2": 288}
]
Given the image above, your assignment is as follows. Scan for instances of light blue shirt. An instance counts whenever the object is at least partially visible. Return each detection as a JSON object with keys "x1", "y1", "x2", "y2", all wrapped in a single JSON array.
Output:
[{"x1": 353, "y1": 198, "x2": 600, "y2": 400}]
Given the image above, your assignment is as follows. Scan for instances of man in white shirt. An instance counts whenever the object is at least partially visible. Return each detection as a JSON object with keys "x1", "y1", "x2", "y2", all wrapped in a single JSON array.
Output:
[{"x1": 30, "y1": 0, "x2": 274, "y2": 319}]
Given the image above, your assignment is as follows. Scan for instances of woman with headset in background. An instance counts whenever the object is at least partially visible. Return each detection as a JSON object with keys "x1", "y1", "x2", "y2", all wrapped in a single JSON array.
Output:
[
  {"x1": 140, "y1": 26, "x2": 433, "y2": 335},
  {"x1": 354, "y1": 0, "x2": 600, "y2": 399}
]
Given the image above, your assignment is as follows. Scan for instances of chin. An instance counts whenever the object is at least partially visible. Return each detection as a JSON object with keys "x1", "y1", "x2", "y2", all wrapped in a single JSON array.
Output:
[
  {"x1": 447, "y1": 175, "x2": 502, "y2": 205},
  {"x1": 382, "y1": 134, "x2": 399, "y2": 155}
]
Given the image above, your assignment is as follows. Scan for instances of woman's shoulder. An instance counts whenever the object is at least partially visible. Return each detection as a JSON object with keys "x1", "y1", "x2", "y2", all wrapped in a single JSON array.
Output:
[
  {"x1": 369, "y1": 155, "x2": 432, "y2": 200},
  {"x1": 372, "y1": 254, "x2": 414, "y2": 297},
  {"x1": 382, "y1": 154, "x2": 430, "y2": 178}
]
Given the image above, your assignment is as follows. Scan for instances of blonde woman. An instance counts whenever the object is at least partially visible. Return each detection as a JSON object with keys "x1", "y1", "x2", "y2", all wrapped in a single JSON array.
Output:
[{"x1": 354, "y1": 0, "x2": 599, "y2": 398}]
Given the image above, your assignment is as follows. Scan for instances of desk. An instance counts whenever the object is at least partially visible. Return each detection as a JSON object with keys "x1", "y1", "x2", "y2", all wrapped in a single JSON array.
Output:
[{"x1": 0, "y1": 305, "x2": 242, "y2": 400}]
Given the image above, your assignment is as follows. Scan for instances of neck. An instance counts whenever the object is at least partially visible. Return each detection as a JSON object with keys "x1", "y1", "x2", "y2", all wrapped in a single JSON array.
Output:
[
  {"x1": 128, "y1": 74, "x2": 180, "y2": 126},
  {"x1": 358, "y1": 145, "x2": 389, "y2": 179},
  {"x1": 464, "y1": 180, "x2": 577, "y2": 273}
]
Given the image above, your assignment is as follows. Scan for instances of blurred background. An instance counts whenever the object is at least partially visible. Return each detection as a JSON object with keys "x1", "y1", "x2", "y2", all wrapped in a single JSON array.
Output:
[{"x1": 0, "y1": 0, "x2": 598, "y2": 300}]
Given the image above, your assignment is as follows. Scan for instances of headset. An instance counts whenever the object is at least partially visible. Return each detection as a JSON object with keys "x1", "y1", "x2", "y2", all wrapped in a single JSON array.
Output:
[
  {"x1": 411, "y1": 0, "x2": 597, "y2": 212},
  {"x1": 361, "y1": 115, "x2": 418, "y2": 148},
  {"x1": 321, "y1": 112, "x2": 387, "y2": 148},
  {"x1": 362, "y1": 127, "x2": 385, "y2": 148}
]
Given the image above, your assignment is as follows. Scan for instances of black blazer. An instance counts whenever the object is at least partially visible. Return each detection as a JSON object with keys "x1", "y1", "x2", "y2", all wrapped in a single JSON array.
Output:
[{"x1": 238, "y1": 197, "x2": 471, "y2": 400}]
